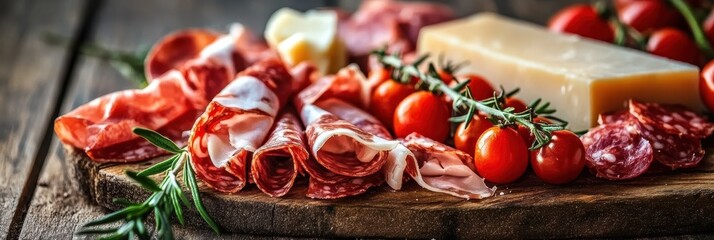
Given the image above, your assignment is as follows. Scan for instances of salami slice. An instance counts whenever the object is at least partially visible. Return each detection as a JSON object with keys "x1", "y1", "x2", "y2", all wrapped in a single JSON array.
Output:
[
  {"x1": 629, "y1": 99, "x2": 714, "y2": 139},
  {"x1": 188, "y1": 59, "x2": 295, "y2": 193},
  {"x1": 306, "y1": 173, "x2": 384, "y2": 199},
  {"x1": 597, "y1": 110, "x2": 632, "y2": 125},
  {"x1": 401, "y1": 133, "x2": 495, "y2": 199},
  {"x1": 251, "y1": 110, "x2": 309, "y2": 197},
  {"x1": 636, "y1": 121, "x2": 704, "y2": 169},
  {"x1": 55, "y1": 29, "x2": 245, "y2": 162},
  {"x1": 581, "y1": 123, "x2": 654, "y2": 180}
]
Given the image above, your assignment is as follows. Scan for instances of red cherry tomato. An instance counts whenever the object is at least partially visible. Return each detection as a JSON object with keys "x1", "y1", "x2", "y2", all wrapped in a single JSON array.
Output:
[
  {"x1": 393, "y1": 91, "x2": 451, "y2": 141},
  {"x1": 463, "y1": 74, "x2": 496, "y2": 101},
  {"x1": 370, "y1": 80, "x2": 415, "y2": 128},
  {"x1": 618, "y1": 0, "x2": 681, "y2": 33},
  {"x1": 504, "y1": 98, "x2": 528, "y2": 113},
  {"x1": 454, "y1": 115, "x2": 494, "y2": 158},
  {"x1": 517, "y1": 117, "x2": 553, "y2": 147},
  {"x1": 647, "y1": 28, "x2": 701, "y2": 66},
  {"x1": 548, "y1": 4, "x2": 614, "y2": 42},
  {"x1": 700, "y1": 61, "x2": 714, "y2": 112},
  {"x1": 473, "y1": 127, "x2": 529, "y2": 184},
  {"x1": 704, "y1": 9, "x2": 714, "y2": 45},
  {"x1": 437, "y1": 69, "x2": 454, "y2": 85},
  {"x1": 529, "y1": 130, "x2": 586, "y2": 185}
]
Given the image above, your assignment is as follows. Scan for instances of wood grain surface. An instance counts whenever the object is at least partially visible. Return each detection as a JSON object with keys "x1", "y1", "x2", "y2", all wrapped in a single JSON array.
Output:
[
  {"x1": 0, "y1": 0, "x2": 86, "y2": 237},
  {"x1": 67, "y1": 144, "x2": 714, "y2": 239}
]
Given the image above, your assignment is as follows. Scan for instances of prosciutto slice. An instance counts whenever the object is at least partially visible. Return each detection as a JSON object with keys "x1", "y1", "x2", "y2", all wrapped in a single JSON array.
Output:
[
  {"x1": 188, "y1": 59, "x2": 297, "y2": 193},
  {"x1": 54, "y1": 27, "x2": 247, "y2": 162},
  {"x1": 298, "y1": 103, "x2": 399, "y2": 199},
  {"x1": 401, "y1": 133, "x2": 495, "y2": 199},
  {"x1": 251, "y1": 109, "x2": 309, "y2": 197},
  {"x1": 318, "y1": 98, "x2": 494, "y2": 199}
]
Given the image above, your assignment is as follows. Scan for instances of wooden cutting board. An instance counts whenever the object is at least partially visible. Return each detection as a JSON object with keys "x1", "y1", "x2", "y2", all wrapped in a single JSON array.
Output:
[{"x1": 65, "y1": 144, "x2": 714, "y2": 239}]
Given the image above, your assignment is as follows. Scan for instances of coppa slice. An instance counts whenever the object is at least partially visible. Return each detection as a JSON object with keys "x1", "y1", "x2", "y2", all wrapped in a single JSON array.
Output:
[
  {"x1": 629, "y1": 99, "x2": 714, "y2": 139},
  {"x1": 188, "y1": 59, "x2": 296, "y2": 193},
  {"x1": 251, "y1": 109, "x2": 309, "y2": 197},
  {"x1": 581, "y1": 123, "x2": 653, "y2": 180},
  {"x1": 54, "y1": 27, "x2": 246, "y2": 162}
]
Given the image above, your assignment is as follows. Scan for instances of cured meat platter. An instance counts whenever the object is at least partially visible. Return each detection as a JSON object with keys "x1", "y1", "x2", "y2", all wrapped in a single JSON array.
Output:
[
  {"x1": 66, "y1": 145, "x2": 714, "y2": 239},
  {"x1": 56, "y1": 0, "x2": 714, "y2": 239}
]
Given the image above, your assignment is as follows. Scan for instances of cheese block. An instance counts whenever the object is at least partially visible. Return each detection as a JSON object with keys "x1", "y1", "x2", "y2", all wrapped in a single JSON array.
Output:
[
  {"x1": 265, "y1": 8, "x2": 346, "y2": 75},
  {"x1": 418, "y1": 13, "x2": 701, "y2": 131}
]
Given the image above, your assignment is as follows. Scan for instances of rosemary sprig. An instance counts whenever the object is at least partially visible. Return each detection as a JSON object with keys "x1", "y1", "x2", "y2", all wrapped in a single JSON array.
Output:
[
  {"x1": 373, "y1": 49, "x2": 567, "y2": 149},
  {"x1": 43, "y1": 32, "x2": 149, "y2": 88},
  {"x1": 77, "y1": 128, "x2": 220, "y2": 239}
]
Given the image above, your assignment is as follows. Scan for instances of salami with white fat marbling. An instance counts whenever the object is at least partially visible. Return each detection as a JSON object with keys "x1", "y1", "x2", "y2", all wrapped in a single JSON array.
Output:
[{"x1": 581, "y1": 122, "x2": 653, "y2": 180}]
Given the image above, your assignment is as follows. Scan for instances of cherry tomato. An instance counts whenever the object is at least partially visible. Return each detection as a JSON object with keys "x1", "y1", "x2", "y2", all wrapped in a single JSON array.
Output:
[
  {"x1": 504, "y1": 98, "x2": 528, "y2": 113},
  {"x1": 393, "y1": 91, "x2": 451, "y2": 141},
  {"x1": 700, "y1": 61, "x2": 714, "y2": 112},
  {"x1": 517, "y1": 117, "x2": 552, "y2": 147},
  {"x1": 647, "y1": 28, "x2": 701, "y2": 66},
  {"x1": 473, "y1": 127, "x2": 529, "y2": 184},
  {"x1": 548, "y1": 4, "x2": 614, "y2": 42},
  {"x1": 704, "y1": 9, "x2": 714, "y2": 45},
  {"x1": 618, "y1": 0, "x2": 681, "y2": 33},
  {"x1": 462, "y1": 74, "x2": 496, "y2": 101},
  {"x1": 529, "y1": 130, "x2": 586, "y2": 185},
  {"x1": 368, "y1": 67, "x2": 391, "y2": 86},
  {"x1": 454, "y1": 115, "x2": 493, "y2": 158},
  {"x1": 437, "y1": 69, "x2": 454, "y2": 85},
  {"x1": 370, "y1": 80, "x2": 415, "y2": 128}
]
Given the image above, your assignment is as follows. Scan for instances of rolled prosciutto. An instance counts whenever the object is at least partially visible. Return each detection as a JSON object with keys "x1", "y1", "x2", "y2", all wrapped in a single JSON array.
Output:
[
  {"x1": 401, "y1": 133, "x2": 495, "y2": 199},
  {"x1": 188, "y1": 59, "x2": 297, "y2": 193},
  {"x1": 318, "y1": 98, "x2": 495, "y2": 200},
  {"x1": 298, "y1": 103, "x2": 399, "y2": 199},
  {"x1": 54, "y1": 26, "x2": 248, "y2": 162},
  {"x1": 251, "y1": 109, "x2": 309, "y2": 197}
]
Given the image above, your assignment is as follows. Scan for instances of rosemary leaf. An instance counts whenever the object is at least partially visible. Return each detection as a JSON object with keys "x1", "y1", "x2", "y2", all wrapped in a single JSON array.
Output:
[
  {"x1": 83, "y1": 206, "x2": 141, "y2": 227},
  {"x1": 126, "y1": 170, "x2": 162, "y2": 192},
  {"x1": 137, "y1": 155, "x2": 178, "y2": 177},
  {"x1": 132, "y1": 127, "x2": 183, "y2": 154},
  {"x1": 185, "y1": 159, "x2": 221, "y2": 233}
]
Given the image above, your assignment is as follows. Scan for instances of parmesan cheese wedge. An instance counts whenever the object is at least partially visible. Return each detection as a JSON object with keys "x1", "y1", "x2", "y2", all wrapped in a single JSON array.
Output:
[
  {"x1": 418, "y1": 13, "x2": 701, "y2": 131},
  {"x1": 265, "y1": 8, "x2": 346, "y2": 75}
]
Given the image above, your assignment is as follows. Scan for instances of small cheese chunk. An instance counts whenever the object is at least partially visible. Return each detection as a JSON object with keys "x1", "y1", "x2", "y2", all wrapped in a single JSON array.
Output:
[
  {"x1": 418, "y1": 13, "x2": 701, "y2": 131},
  {"x1": 265, "y1": 8, "x2": 346, "y2": 75}
]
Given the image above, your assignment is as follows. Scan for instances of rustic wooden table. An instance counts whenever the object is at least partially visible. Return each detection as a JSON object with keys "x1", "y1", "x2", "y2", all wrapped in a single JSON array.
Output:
[{"x1": 1, "y1": 0, "x2": 712, "y2": 239}]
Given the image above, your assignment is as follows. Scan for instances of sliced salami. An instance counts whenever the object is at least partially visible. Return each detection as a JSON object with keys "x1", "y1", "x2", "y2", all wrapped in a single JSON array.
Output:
[
  {"x1": 251, "y1": 109, "x2": 309, "y2": 197},
  {"x1": 636, "y1": 121, "x2": 704, "y2": 169},
  {"x1": 597, "y1": 110, "x2": 632, "y2": 125},
  {"x1": 306, "y1": 173, "x2": 384, "y2": 199},
  {"x1": 54, "y1": 28, "x2": 245, "y2": 162},
  {"x1": 629, "y1": 99, "x2": 714, "y2": 139},
  {"x1": 188, "y1": 59, "x2": 296, "y2": 193},
  {"x1": 581, "y1": 123, "x2": 654, "y2": 180}
]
